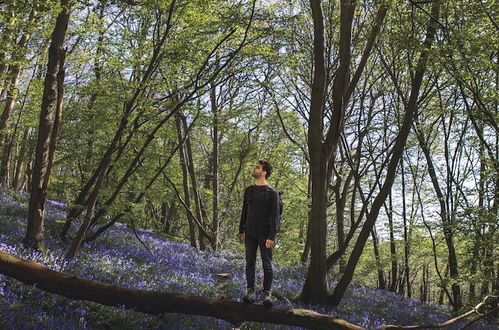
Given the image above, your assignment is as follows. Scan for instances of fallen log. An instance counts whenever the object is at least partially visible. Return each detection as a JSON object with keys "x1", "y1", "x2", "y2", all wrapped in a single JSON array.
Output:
[{"x1": 0, "y1": 250, "x2": 362, "y2": 329}]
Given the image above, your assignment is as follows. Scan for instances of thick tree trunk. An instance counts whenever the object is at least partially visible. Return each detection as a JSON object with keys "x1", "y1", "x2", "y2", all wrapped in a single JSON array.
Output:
[
  {"x1": 24, "y1": 1, "x2": 70, "y2": 250},
  {"x1": 301, "y1": 174, "x2": 312, "y2": 264},
  {"x1": 0, "y1": 250, "x2": 362, "y2": 330},
  {"x1": 300, "y1": 0, "x2": 330, "y2": 305},
  {"x1": 302, "y1": 0, "x2": 386, "y2": 305},
  {"x1": 301, "y1": 157, "x2": 329, "y2": 304},
  {"x1": 330, "y1": 0, "x2": 441, "y2": 306}
]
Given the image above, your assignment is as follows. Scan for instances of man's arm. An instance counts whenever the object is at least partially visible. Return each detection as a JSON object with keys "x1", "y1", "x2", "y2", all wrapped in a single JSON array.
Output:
[
  {"x1": 267, "y1": 188, "x2": 279, "y2": 241},
  {"x1": 239, "y1": 187, "x2": 249, "y2": 235}
]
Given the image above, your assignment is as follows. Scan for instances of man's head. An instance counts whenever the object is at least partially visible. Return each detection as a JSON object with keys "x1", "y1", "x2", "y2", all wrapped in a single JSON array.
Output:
[{"x1": 252, "y1": 160, "x2": 272, "y2": 179}]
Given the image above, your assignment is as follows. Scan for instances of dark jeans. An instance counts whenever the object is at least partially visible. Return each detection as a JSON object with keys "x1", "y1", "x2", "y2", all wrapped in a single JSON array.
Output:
[{"x1": 245, "y1": 233, "x2": 273, "y2": 291}]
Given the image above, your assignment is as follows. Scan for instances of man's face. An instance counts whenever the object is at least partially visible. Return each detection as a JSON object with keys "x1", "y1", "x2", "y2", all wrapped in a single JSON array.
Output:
[{"x1": 252, "y1": 164, "x2": 265, "y2": 179}]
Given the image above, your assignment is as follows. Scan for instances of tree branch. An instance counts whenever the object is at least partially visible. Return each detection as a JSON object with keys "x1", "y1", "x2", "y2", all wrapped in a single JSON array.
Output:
[{"x1": 379, "y1": 295, "x2": 498, "y2": 329}]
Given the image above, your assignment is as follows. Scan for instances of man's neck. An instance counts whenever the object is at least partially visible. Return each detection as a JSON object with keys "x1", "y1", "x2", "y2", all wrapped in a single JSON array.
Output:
[{"x1": 254, "y1": 177, "x2": 268, "y2": 186}]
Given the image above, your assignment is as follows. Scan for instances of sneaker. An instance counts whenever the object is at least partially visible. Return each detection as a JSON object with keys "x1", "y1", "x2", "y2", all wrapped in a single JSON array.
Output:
[
  {"x1": 262, "y1": 290, "x2": 272, "y2": 307},
  {"x1": 243, "y1": 288, "x2": 256, "y2": 303}
]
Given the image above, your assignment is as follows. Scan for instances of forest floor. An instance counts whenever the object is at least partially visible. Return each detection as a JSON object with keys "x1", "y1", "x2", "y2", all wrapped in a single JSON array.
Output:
[{"x1": 0, "y1": 187, "x2": 496, "y2": 329}]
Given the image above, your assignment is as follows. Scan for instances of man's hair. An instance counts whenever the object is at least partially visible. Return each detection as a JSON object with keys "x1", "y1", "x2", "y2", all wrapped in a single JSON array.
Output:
[{"x1": 259, "y1": 160, "x2": 272, "y2": 179}]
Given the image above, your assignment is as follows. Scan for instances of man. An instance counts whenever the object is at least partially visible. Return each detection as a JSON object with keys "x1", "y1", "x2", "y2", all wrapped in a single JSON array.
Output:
[{"x1": 239, "y1": 160, "x2": 279, "y2": 307}]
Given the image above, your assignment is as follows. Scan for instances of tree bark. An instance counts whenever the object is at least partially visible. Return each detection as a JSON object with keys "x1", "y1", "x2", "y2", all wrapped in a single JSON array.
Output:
[
  {"x1": 301, "y1": 0, "x2": 387, "y2": 305},
  {"x1": 300, "y1": 0, "x2": 332, "y2": 305},
  {"x1": 65, "y1": 155, "x2": 111, "y2": 259},
  {"x1": 400, "y1": 158, "x2": 411, "y2": 298},
  {"x1": 24, "y1": 0, "x2": 70, "y2": 250},
  {"x1": 330, "y1": 0, "x2": 441, "y2": 306},
  {"x1": 0, "y1": 250, "x2": 362, "y2": 330},
  {"x1": 176, "y1": 113, "x2": 198, "y2": 248},
  {"x1": 210, "y1": 82, "x2": 220, "y2": 251},
  {"x1": 385, "y1": 192, "x2": 398, "y2": 292},
  {"x1": 182, "y1": 115, "x2": 207, "y2": 250},
  {"x1": 371, "y1": 229, "x2": 386, "y2": 290},
  {"x1": 12, "y1": 127, "x2": 31, "y2": 189}
]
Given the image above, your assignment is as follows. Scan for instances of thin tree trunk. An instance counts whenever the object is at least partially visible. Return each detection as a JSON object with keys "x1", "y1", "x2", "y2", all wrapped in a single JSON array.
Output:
[
  {"x1": 401, "y1": 158, "x2": 411, "y2": 298},
  {"x1": 415, "y1": 128, "x2": 461, "y2": 310},
  {"x1": 385, "y1": 192, "x2": 397, "y2": 292},
  {"x1": 84, "y1": 3, "x2": 105, "y2": 173},
  {"x1": 0, "y1": 8, "x2": 13, "y2": 97},
  {"x1": 60, "y1": 1, "x2": 178, "y2": 238},
  {"x1": 176, "y1": 114, "x2": 197, "y2": 248},
  {"x1": 210, "y1": 83, "x2": 220, "y2": 251},
  {"x1": 65, "y1": 156, "x2": 111, "y2": 259},
  {"x1": 41, "y1": 49, "x2": 65, "y2": 203},
  {"x1": 24, "y1": 0, "x2": 70, "y2": 250},
  {"x1": 371, "y1": 229, "x2": 386, "y2": 290},
  {"x1": 182, "y1": 115, "x2": 206, "y2": 250},
  {"x1": 12, "y1": 127, "x2": 31, "y2": 189}
]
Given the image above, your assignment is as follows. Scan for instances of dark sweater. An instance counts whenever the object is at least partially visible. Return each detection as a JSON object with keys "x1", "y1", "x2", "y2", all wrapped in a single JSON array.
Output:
[{"x1": 239, "y1": 184, "x2": 279, "y2": 240}]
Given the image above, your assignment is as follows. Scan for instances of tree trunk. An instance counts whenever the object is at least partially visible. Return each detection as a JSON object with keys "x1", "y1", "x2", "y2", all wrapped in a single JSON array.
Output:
[
  {"x1": 302, "y1": 0, "x2": 387, "y2": 305},
  {"x1": 24, "y1": 0, "x2": 70, "y2": 250},
  {"x1": 182, "y1": 115, "x2": 207, "y2": 250},
  {"x1": 210, "y1": 83, "x2": 220, "y2": 251},
  {"x1": 176, "y1": 113, "x2": 197, "y2": 248},
  {"x1": 0, "y1": 10, "x2": 36, "y2": 184},
  {"x1": 12, "y1": 127, "x2": 31, "y2": 189},
  {"x1": 41, "y1": 49, "x2": 65, "y2": 203},
  {"x1": 330, "y1": 0, "x2": 441, "y2": 306},
  {"x1": 385, "y1": 193, "x2": 397, "y2": 292},
  {"x1": 415, "y1": 128, "x2": 461, "y2": 310},
  {"x1": 301, "y1": 174, "x2": 312, "y2": 264},
  {"x1": 401, "y1": 159, "x2": 411, "y2": 298},
  {"x1": 300, "y1": 0, "x2": 332, "y2": 305},
  {"x1": 371, "y1": 229, "x2": 386, "y2": 290},
  {"x1": 65, "y1": 155, "x2": 111, "y2": 259},
  {"x1": 0, "y1": 249, "x2": 362, "y2": 330},
  {"x1": 0, "y1": 7, "x2": 13, "y2": 97},
  {"x1": 84, "y1": 3, "x2": 105, "y2": 174}
]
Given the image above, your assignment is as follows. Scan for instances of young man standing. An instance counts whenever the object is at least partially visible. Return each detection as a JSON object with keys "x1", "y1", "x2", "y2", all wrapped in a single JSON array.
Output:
[{"x1": 239, "y1": 160, "x2": 279, "y2": 307}]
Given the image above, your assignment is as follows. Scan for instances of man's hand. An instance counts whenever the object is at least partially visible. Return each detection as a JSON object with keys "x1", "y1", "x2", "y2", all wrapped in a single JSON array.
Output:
[
  {"x1": 239, "y1": 233, "x2": 245, "y2": 243},
  {"x1": 265, "y1": 239, "x2": 275, "y2": 248}
]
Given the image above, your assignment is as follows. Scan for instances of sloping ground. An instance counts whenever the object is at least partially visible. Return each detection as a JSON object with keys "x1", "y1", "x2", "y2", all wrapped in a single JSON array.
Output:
[{"x1": 0, "y1": 187, "x2": 494, "y2": 329}]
